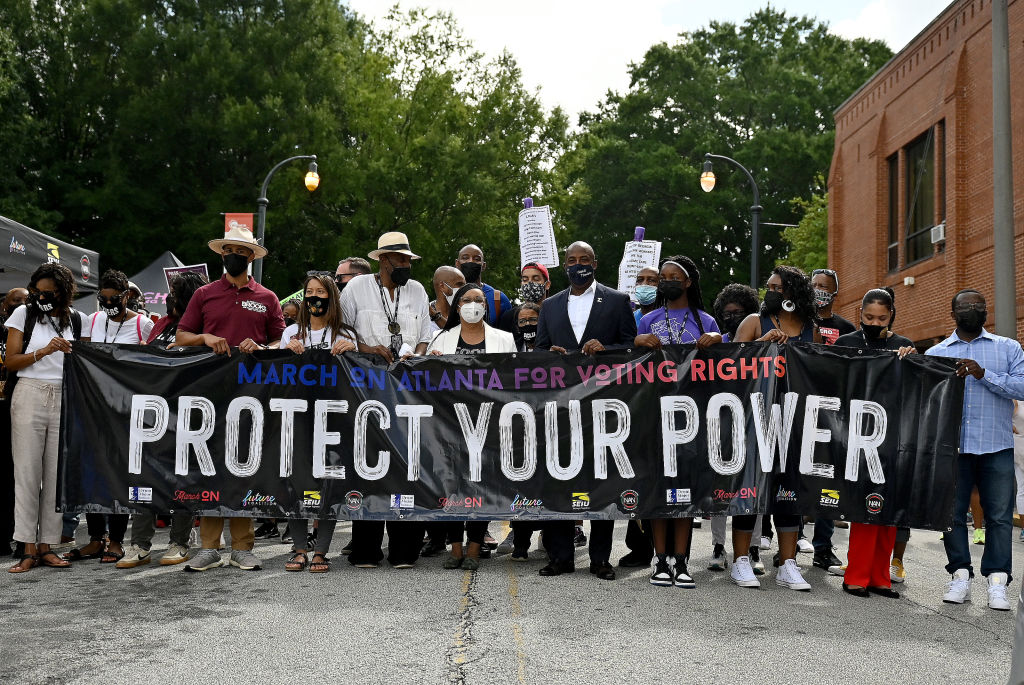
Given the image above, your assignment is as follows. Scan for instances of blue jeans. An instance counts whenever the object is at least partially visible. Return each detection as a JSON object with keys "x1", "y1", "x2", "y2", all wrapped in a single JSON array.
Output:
[
  {"x1": 812, "y1": 517, "x2": 834, "y2": 552},
  {"x1": 943, "y1": 448, "x2": 1014, "y2": 582}
]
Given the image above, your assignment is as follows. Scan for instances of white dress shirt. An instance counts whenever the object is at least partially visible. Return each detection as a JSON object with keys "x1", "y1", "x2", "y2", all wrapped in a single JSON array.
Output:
[
  {"x1": 340, "y1": 273, "x2": 433, "y2": 350},
  {"x1": 567, "y1": 280, "x2": 597, "y2": 344}
]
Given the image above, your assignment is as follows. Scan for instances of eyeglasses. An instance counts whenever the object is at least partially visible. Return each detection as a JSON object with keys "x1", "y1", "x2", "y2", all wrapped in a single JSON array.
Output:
[
  {"x1": 811, "y1": 269, "x2": 837, "y2": 277},
  {"x1": 954, "y1": 303, "x2": 987, "y2": 313}
]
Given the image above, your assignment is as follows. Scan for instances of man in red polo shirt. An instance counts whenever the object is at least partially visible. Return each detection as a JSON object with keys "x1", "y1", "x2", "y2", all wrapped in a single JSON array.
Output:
[{"x1": 175, "y1": 223, "x2": 285, "y2": 571}]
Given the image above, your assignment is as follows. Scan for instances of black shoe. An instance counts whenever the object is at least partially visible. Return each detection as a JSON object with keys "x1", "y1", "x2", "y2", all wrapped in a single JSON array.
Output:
[
  {"x1": 306, "y1": 531, "x2": 317, "y2": 549},
  {"x1": 479, "y1": 547, "x2": 492, "y2": 559},
  {"x1": 339, "y1": 540, "x2": 353, "y2": 555},
  {"x1": 539, "y1": 561, "x2": 575, "y2": 576},
  {"x1": 590, "y1": 561, "x2": 616, "y2": 580},
  {"x1": 708, "y1": 543, "x2": 728, "y2": 571},
  {"x1": 511, "y1": 549, "x2": 529, "y2": 562},
  {"x1": 673, "y1": 556, "x2": 695, "y2": 588},
  {"x1": 420, "y1": 540, "x2": 447, "y2": 557},
  {"x1": 254, "y1": 522, "x2": 279, "y2": 539},
  {"x1": 618, "y1": 550, "x2": 650, "y2": 568},
  {"x1": 748, "y1": 546, "x2": 765, "y2": 576},
  {"x1": 867, "y1": 586, "x2": 900, "y2": 599},
  {"x1": 813, "y1": 548, "x2": 843, "y2": 570},
  {"x1": 842, "y1": 583, "x2": 870, "y2": 597},
  {"x1": 650, "y1": 555, "x2": 673, "y2": 586},
  {"x1": 691, "y1": 519, "x2": 702, "y2": 529},
  {"x1": 573, "y1": 526, "x2": 587, "y2": 547}
]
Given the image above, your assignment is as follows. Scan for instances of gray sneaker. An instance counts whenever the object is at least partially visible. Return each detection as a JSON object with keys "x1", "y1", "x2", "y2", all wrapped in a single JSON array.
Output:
[
  {"x1": 495, "y1": 532, "x2": 514, "y2": 556},
  {"x1": 230, "y1": 549, "x2": 263, "y2": 571},
  {"x1": 183, "y1": 548, "x2": 224, "y2": 572}
]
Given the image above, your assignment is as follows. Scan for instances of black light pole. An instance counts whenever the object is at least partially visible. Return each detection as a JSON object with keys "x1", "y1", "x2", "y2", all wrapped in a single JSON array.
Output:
[
  {"x1": 253, "y1": 154, "x2": 319, "y2": 283},
  {"x1": 700, "y1": 152, "x2": 762, "y2": 289}
]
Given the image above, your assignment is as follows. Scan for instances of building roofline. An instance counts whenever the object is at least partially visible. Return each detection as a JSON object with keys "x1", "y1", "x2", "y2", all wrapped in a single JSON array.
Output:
[{"x1": 833, "y1": 0, "x2": 962, "y2": 116}]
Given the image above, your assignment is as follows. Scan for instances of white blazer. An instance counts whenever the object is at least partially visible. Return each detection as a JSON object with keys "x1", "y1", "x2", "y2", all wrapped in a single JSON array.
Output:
[{"x1": 427, "y1": 323, "x2": 517, "y2": 354}]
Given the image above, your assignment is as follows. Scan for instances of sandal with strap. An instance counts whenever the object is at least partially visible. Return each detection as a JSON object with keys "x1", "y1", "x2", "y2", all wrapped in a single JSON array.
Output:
[
  {"x1": 100, "y1": 546, "x2": 124, "y2": 564},
  {"x1": 309, "y1": 553, "x2": 330, "y2": 574},
  {"x1": 8, "y1": 554, "x2": 38, "y2": 574},
  {"x1": 39, "y1": 550, "x2": 71, "y2": 568},
  {"x1": 64, "y1": 541, "x2": 105, "y2": 561},
  {"x1": 285, "y1": 552, "x2": 308, "y2": 572}
]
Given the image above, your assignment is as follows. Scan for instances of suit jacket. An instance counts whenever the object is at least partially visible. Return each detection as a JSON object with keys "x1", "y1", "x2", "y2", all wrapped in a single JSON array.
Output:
[
  {"x1": 536, "y1": 282, "x2": 637, "y2": 351},
  {"x1": 427, "y1": 323, "x2": 517, "y2": 354}
]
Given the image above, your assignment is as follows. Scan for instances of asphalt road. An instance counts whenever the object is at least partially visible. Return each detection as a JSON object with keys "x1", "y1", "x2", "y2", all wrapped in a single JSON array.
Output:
[{"x1": 0, "y1": 520, "x2": 1016, "y2": 685}]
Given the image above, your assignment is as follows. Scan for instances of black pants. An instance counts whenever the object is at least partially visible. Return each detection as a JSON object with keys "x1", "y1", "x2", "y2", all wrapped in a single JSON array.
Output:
[
  {"x1": 0, "y1": 398, "x2": 13, "y2": 551},
  {"x1": 86, "y1": 513, "x2": 129, "y2": 543},
  {"x1": 446, "y1": 521, "x2": 489, "y2": 546},
  {"x1": 625, "y1": 519, "x2": 653, "y2": 557},
  {"x1": 511, "y1": 521, "x2": 541, "y2": 552},
  {"x1": 733, "y1": 514, "x2": 800, "y2": 534},
  {"x1": 349, "y1": 520, "x2": 425, "y2": 566},
  {"x1": 543, "y1": 520, "x2": 614, "y2": 565},
  {"x1": 425, "y1": 521, "x2": 448, "y2": 544}
]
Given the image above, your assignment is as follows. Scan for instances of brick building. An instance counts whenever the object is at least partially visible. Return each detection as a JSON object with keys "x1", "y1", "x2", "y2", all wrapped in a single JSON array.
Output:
[{"x1": 829, "y1": 0, "x2": 1024, "y2": 346}]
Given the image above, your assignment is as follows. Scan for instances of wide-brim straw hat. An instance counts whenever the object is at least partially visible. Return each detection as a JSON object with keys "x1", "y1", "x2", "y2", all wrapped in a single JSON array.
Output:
[
  {"x1": 209, "y1": 220, "x2": 268, "y2": 259},
  {"x1": 368, "y1": 231, "x2": 420, "y2": 260}
]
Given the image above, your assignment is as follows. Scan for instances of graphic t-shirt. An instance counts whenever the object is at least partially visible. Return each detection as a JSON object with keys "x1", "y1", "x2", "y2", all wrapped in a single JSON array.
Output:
[
  {"x1": 279, "y1": 323, "x2": 353, "y2": 351},
  {"x1": 818, "y1": 313, "x2": 855, "y2": 345},
  {"x1": 638, "y1": 307, "x2": 720, "y2": 345},
  {"x1": 88, "y1": 311, "x2": 154, "y2": 344},
  {"x1": 455, "y1": 336, "x2": 486, "y2": 354}
]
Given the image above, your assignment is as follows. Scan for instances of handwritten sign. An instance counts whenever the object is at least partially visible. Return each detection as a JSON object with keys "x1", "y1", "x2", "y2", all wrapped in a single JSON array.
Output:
[
  {"x1": 163, "y1": 264, "x2": 210, "y2": 292},
  {"x1": 518, "y1": 205, "x2": 559, "y2": 269},
  {"x1": 617, "y1": 240, "x2": 662, "y2": 300}
]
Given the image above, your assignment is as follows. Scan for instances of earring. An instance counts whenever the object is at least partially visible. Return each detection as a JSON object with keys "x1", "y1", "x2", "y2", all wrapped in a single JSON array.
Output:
[{"x1": 782, "y1": 299, "x2": 796, "y2": 312}]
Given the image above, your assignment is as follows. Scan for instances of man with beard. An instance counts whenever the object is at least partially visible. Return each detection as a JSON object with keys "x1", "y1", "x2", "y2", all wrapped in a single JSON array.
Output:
[
  {"x1": 455, "y1": 244, "x2": 510, "y2": 328},
  {"x1": 927, "y1": 289, "x2": 1024, "y2": 611}
]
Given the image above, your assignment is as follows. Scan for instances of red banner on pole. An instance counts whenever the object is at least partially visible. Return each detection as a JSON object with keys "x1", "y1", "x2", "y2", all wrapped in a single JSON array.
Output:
[{"x1": 224, "y1": 213, "x2": 254, "y2": 235}]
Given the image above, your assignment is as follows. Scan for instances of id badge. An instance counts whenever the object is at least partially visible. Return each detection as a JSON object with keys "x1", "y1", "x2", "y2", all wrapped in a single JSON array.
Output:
[{"x1": 390, "y1": 333, "x2": 404, "y2": 358}]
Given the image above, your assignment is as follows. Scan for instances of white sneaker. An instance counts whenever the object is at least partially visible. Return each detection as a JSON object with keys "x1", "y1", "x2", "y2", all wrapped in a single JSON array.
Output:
[
  {"x1": 796, "y1": 538, "x2": 814, "y2": 554},
  {"x1": 988, "y1": 572, "x2": 1011, "y2": 611},
  {"x1": 776, "y1": 559, "x2": 812, "y2": 591},
  {"x1": 828, "y1": 564, "x2": 847, "y2": 577},
  {"x1": 115, "y1": 544, "x2": 151, "y2": 569},
  {"x1": 731, "y1": 556, "x2": 760, "y2": 588},
  {"x1": 943, "y1": 569, "x2": 971, "y2": 604},
  {"x1": 160, "y1": 543, "x2": 190, "y2": 566},
  {"x1": 759, "y1": 536, "x2": 772, "y2": 551}
]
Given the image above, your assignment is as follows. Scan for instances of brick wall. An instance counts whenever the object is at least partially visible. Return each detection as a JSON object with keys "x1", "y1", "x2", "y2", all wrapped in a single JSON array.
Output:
[{"x1": 829, "y1": 0, "x2": 1024, "y2": 344}]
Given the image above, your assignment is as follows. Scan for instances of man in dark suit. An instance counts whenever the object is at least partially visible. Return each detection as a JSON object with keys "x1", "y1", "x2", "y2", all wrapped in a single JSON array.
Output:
[{"x1": 535, "y1": 241, "x2": 637, "y2": 580}]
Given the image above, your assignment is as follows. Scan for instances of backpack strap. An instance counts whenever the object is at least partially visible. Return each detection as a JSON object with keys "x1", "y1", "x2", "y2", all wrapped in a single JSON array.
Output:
[
  {"x1": 70, "y1": 309, "x2": 82, "y2": 340},
  {"x1": 136, "y1": 315, "x2": 144, "y2": 342},
  {"x1": 493, "y1": 289, "x2": 502, "y2": 321},
  {"x1": 20, "y1": 312, "x2": 38, "y2": 354}
]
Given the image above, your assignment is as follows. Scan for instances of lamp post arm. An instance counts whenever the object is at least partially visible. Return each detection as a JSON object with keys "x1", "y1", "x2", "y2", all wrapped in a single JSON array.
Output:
[
  {"x1": 259, "y1": 154, "x2": 317, "y2": 201},
  {"x1": 705, "y1": 152, "x2": 761, "y2": 289},
  {"x1": 253, "y1": 154, "x2": 317, "y2": 284},
  {"x1": 704, "y1": 153, "x2": 759, "y2": 206}
]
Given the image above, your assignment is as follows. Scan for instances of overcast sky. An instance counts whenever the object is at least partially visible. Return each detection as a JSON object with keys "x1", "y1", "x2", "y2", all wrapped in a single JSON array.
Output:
[{"x1": 346, "y1": 0, "x2": 952, "y2": 119}]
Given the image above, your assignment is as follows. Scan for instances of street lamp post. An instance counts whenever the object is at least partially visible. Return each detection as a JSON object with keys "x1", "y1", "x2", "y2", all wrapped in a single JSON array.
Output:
[
  {"x1": 253, "y1": 154, "x2": 319, "y2": 283},
  {"x1": 700, "y1": 152, "x2": 762, "y2": 289}
]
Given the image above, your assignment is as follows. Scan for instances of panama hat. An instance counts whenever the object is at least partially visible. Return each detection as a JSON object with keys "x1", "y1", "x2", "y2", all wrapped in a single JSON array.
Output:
[
  {"x1": 209, "y1": 220, "x2": 268, "y2": 259},
  {"x1": 368, "y1": 231, "x2": 420, "y2": 261}
]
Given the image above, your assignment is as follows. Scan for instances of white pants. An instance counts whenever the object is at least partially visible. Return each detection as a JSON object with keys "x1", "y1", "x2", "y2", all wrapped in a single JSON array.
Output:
[
  {"x1": 11, "y1": 378, "x2": 64, "y2": 545},
  {"x1": 1016, "y1": 464, "x2": 1024, "y2": 516}
]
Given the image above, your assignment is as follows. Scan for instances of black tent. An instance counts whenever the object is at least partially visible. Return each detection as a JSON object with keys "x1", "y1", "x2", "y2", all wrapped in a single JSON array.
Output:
[
  {"x1": 0, "y1": 214, "x2": 99, "y2": 294},
  {"x1": 75, "y1": 251, "x2": 184, "y2": 316}
]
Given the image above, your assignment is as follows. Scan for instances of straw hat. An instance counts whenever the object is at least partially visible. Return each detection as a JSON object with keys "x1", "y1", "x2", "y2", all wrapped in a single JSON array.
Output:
[
  {"x1": 209, "y1": 220, "x2": 268, "y2": 259},
  {"x1": 368, "y1": 231, "x2": 420, "y2": 261}
]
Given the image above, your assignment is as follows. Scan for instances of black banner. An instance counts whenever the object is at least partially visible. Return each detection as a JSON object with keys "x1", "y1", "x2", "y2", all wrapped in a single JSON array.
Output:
[{"x1": 59, "y1": 342, "x2": 963, "y2": 529}]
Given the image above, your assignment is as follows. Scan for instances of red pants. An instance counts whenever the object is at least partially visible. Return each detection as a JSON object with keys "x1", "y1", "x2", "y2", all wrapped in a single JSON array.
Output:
[{"x1": 845, "y1": 522, "x2": 897, "y2": 588}]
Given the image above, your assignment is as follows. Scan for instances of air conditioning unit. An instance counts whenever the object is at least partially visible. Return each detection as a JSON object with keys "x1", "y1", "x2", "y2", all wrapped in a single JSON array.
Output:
[{"x1": 931, "y1": 222, "x2": 946, "y2": 244}]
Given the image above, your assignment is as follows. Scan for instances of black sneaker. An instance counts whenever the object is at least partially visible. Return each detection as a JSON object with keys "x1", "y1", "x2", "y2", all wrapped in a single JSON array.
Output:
[
  {"x1": 650, "y1": 555, "x2": 673, "y2": 586},
  {"x1": 306, "y1": 530, "x2": 317, "y2": 550},
  {"x1": 254, "y1": 522, "x2": 279, "y2": 539},
  {"x1": 574, "y1": 526, "x2": 587, "y2": 547},
  {"x1": 708, "y1": 543, "x2": 728, "y2": 571},
  {"x1": 618, "y1": 550, "x2": 650, "y2": 567},
  {"x1": 339, "y1": 540, "x2": 353, "y2": 555},
  {"x1": 421, "y1": 539, "x2": 447, "y2": 557},
  {"x1": 673, "y1": 556, "x2": 695, "y2": 588},
  {"x1": 813, "y1": 548, "x2": 844, "y2": 570},
  {"x1": 511, "y1": 548, "x2": 529, "y2": 562}
]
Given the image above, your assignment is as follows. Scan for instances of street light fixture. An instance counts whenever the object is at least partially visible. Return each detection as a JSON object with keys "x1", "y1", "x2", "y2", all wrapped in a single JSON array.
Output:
[
  {"x1": 701, "y1": 152, "x2": 762, "y2": 289},
  {"x1": 253, "y1": 153, "x2": 318, "y2": 283}
]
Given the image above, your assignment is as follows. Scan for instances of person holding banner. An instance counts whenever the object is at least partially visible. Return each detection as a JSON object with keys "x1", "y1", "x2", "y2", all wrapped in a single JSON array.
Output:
[
  {"x1": 729, "y1": 265, "x2": 821, "y2": 591},
  {"x1": 175, "y1": 223, "x2": 285, "y2": 572},
  {"x1": 429, "y1": 283, "x2": 516, "y2": 569},
  {"x1": 6, "y1": 263, "x2": 88, "y2": 573},
  {"x1": 503, "y1": 263, "x2": 550, "y2": 347},
  {"x1": 634, "y1": 256, "x2": 721, "y2": 588},
  {"x1": 535, "y1": 240, "x2": 637, "y2": 580},
  {"x1": 833, "y1": 287, "x2": 915, "y2": 598}
]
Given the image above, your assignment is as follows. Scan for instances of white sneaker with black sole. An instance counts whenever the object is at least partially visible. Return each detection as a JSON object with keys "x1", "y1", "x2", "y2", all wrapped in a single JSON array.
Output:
[
  {"x1": 987, "y1": 572, "x2": 1010, "y2": 610},
  {"x1": 731, "y1": 556, "x2": 760, "y2": 588},
  {"x1": 650, "y1": 554, "x2": 673, "y2": 586},
  {"x1": 943, "y1": 569, "x2": 971, "y2": 604},
  {"x1": 776, "y1": 559, "x2": 811, "y2": 591}
]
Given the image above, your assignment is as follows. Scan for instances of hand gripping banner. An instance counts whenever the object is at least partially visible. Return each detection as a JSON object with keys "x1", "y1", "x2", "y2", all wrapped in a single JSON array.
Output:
[{"x1": 58, "y1": 342, "x2": 963, "y2": 528}]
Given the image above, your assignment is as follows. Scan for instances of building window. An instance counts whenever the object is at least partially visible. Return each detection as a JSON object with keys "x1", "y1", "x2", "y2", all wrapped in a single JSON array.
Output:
[
  {"x1": 887, "y1": 154, "x2": 899, "y2": 272},
  {"x1": 902, "y1": 123, "x2": 945, "y2": 265}
]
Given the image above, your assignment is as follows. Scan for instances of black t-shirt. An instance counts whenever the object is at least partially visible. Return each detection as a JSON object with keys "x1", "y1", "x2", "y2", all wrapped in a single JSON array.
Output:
[
  {"x1": 818, "y1": 313, "x2": 856, "y2": 345},
  {"x1": 455, "y1": 336, "x2": 486, "y2": 355},
  {"x1": 835, "y1": 330, "x2": 914, "y2": 351}
]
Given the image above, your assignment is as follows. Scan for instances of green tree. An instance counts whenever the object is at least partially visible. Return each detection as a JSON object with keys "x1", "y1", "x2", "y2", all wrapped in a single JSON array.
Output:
[
  {"x1": 555, "y1": 8, "x2": 891, "y2": 296},
  {"x1": 777, "y1": 178, "x2": 828, "y2": 274}
]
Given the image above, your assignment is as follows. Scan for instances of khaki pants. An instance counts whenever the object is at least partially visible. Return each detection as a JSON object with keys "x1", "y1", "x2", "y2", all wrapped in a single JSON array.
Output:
[
  {"x1": 11, "y1": 378, "x2": 63, "y2": 545},
  {"x1": 199, "y1": 517, "x2": 254, "y2": 551}
]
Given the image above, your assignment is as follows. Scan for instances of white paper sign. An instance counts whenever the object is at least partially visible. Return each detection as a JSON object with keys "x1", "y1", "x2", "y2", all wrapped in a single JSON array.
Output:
[
  {"x1": 518, "y1": 205, "x2": 560, "y2": 269},
  {"x1": 617, "y1": 240, "x2": 662, "y2": 300}
]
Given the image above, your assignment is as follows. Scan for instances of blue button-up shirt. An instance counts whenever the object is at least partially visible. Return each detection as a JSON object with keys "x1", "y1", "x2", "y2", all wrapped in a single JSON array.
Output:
[{"x1": 926, "y1": 329, "x2": 1024, "y2": 454}]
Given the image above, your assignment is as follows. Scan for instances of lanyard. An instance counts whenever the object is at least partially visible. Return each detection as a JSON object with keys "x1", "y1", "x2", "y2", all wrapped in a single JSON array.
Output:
[
  {"x1": 104, "y1": 314, "x2": 127, "y2": 344},
  {"x1": 663, "y1": 308, "x2": 698, "y2": 344},
  {"x1": 376, "y1": 276, "x2": 402, "y2": 334}
]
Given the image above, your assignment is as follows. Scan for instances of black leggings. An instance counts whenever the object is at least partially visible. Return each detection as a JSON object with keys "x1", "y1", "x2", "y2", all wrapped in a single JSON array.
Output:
[
  {"x1": 733, "y1": 514, "x2": 800, "y2": 534},
  {"x1": 86, "y1": 513, "x2": 129, "y2": 543}
]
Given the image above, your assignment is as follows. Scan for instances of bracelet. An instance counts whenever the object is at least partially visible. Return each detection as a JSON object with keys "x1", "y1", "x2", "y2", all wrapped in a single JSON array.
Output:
[{"x1": 32, "y1": 350, "x2": 38, "y2": 362}]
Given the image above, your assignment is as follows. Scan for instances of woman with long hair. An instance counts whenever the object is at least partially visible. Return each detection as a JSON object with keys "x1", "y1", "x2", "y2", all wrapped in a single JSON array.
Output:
[
  {"x1": 428, "y1": 283, "x2": 516, "y2": 570},
  {"x1": 729, "y1": 265, "x2": 821, "y2": 591},
  {"x1": 148, "y1": 271, "x2": 209, "y2": 349},
  {"x1": 6, "y1": 263, "x2": 89, "y2": 573},
  {"x1": 282, "y1": 273, "x2": 358, "y2": 573}
]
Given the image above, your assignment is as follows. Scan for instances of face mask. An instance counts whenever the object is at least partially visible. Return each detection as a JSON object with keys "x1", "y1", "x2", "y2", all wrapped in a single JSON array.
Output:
[
  {"x1": 566, "y1": 263, "x2": 594, "y2": 287},
  {"x1": 634, "y1": 285, "x2": 657, "y2": 306},
  {"x1": 460, "y1": 301, "x2": 486, "y2": 324},
  {"x1": 441, "y1": 283, "x2": 459, "y2": 306},
  {"x1": 459, "y1": 262, "x2": 482, "y2": 283},
  {"x1": 720, "y1": 312, "x2": 745, "y2": 337},
  {"x1": 956, "y1": 310, "x2": 987, "y2": 334},
  {"x1": 33, "y1": 291, "x2": 56, "y2": 312},
  {"x1": 813, "y1": 288, "x2": 836, "y2": 309},
  {"x1": 334, "y1": 278, "x2": 347, "y2": 294},
  {"x1": 658, "y1": 281, "x2": 685, "y2": 302},
  {"x1": 284, "y1": 316, "x2": 297, "y2": 328},
  {"x1": 305, "y1": 295, "x2": 329, "y2": 317},
  {"x1": 762, "y1": 291, "x2": 783, "y2": 315},
  {"x1": 386, "y1": 257, "x2": 412, "y2": 286},
  {"x1": 520, "y1": 281, "x2": 546, "y2": 304},
  {"x1": 98, "y1": 296, "x2": 123, "y2": 317},
  {"x1": 860, "y1": 322, "x2": 886, "y2": 339},
  {"x1": 519, "y1": 324, "x2": 537, "y2": 340},
  {"x1": 223, "y1": 253, "x2": 249, "y2": 277}
]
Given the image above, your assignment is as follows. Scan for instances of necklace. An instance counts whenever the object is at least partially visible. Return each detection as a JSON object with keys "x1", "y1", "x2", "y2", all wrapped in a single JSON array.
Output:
[{"x1": 376, "y1": 275, "x2": 402, "y2": 335}]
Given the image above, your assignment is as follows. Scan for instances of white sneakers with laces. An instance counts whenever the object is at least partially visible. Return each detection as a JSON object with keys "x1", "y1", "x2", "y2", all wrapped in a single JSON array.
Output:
[
  {"x1": 943, "y1": 568, "x2": 971, "y2": 604},
  {"x1": 731, "y1": 556, "x2": 760, "y2": 588},
  {"x1": 775, "y1": 558, "x2": 812, "y2": 591},
  {"x1": 987, "y1": 572, "x2": 1011, "y2": 611}
]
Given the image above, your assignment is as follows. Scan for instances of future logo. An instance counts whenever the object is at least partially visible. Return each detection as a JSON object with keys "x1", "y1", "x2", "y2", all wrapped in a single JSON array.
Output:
[{"x1": 865, "y1": 493, "x2": 884, "y2": 515}]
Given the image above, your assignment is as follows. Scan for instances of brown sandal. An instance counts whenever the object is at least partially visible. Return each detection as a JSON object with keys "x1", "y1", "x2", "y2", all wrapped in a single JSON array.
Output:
[
  {"x1": 39, "y1": 550, "x2": 71, "y2": 568},
  {"x1": 285, "y1": 552, "x2": 308, "y2": 572},
  {"x1": 8, "y1": 554, "x2": 38, "y2": 574},
  {"x1": 309, "y1": 553, "x2": 330, "y2": 574}
]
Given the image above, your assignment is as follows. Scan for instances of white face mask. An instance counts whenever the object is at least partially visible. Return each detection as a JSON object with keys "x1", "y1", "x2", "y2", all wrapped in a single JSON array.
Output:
[
  {"x1": 443, "y1": 283, "x2": 457, "y2": 306},
  {"x1": 460, "y1": 301, "x2": 486, "y2": 324}
]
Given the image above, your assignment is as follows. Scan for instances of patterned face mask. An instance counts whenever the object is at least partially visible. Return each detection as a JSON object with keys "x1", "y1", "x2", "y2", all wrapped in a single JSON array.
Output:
[
  {"x1": 813, "y1": 288, "x2": 836, "y2": 309},
  {"x1": 520, "y1": 281, "x2": 546, "y2": 304}
]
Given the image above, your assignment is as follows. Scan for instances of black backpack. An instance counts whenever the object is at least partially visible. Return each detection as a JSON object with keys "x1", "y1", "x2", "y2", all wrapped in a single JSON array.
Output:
[{"x1": 3, "y1": 308, "x2": 83, "y2": 399}]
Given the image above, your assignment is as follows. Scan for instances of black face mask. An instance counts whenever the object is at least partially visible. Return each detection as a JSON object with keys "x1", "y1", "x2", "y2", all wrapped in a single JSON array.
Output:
[
  {"x1": 385, "y1": 257, "x2": 412, "y2": 287},
  {"x1": 98, "y1": 296, "x2": 124, "y2": 317},
  {"x1": 720, "y1": 312, "x2": 746, "y2": 337},
  {"x1": 223, "y1": 253, "x2": 249, "y2": 277},
  {"x1": 860, "y1": 322, "x2": 886, "y2": 339},
  {"x1": 459, "y1": 262, "x2": 482, "y2": 283},
  {"x1": 762, "y1": 291, "x2": 783, "y2": 315},
  {"x1": 566, "y1": 263, "x2": 594, "y2": 287},
  {"x1": 658, "y1": 281, "x2": 685, "y2": 302},
  {"x1": 305, "y1": 295, "x2": 329, "y2": 317},
  {"x1": 956, "y1": 310, "x2": 987, "y2": 334},
  {"x1": 518, "y1": 324, "x2": 537, "y2": 340},
  {"x1": 284, "y1": 316, "x2": 297, "y2": 328},
  {"x1": 335, "y1": 278, "x2": 347, "y2": 294},
  {"x1": 32, "y1": 291, "x2": 56, "y2": 312}
]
